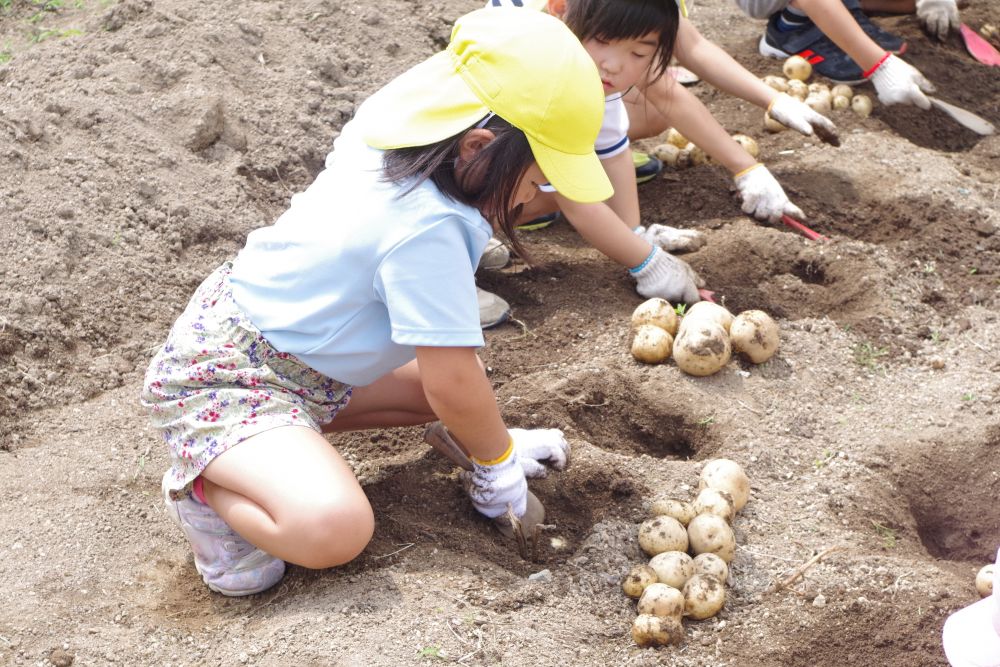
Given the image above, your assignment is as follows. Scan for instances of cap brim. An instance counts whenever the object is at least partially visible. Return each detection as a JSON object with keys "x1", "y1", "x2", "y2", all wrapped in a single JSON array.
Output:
[
  {"x1": 529, "y1": 135, "x2": 613, "y2": 204},
  {"x1": 942, "y1": 596, "x2": 1000, "y2": 667},
  {"x1": 363, "y1": 51, "x2": 489, "y2": 150}
]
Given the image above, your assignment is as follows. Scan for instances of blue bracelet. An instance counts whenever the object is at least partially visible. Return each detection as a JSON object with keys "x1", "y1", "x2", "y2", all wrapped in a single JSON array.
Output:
[{"x1": 628, "y1": 246, "x2": 657, "y2": 274}]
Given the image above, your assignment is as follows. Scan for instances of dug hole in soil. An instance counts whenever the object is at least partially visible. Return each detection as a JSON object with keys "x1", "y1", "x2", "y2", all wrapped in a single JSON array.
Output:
[{"x1": 1, "y1": 0, "x2": 999, "y2": 665}]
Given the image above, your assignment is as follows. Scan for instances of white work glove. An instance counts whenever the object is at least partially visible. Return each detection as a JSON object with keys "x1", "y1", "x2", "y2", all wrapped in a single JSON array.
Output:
[
  {"x1": 631, "y1": 246, "x2": 702, "y2": 304},
  {"x1": 768, "y1": 93, "x2": 840, "y2": 145},
  {"x1": 633, "y1": 223, "x2": 706, "y2": 253},
  {"x1": 461, "y1": 446, "x2": 528, "y2": 519},
  {"x1": 868, "y1": 54, "x2": 935, "y2": 109},
  {"x1": 916, "y1": 0, "x2": 959, "y2": 40},
  {"x1": 734, "y1": 164, "x2": 805, "y2": 224},
  {"x1": 509, "y1": 428, "x2": 570, "y2": 478}
]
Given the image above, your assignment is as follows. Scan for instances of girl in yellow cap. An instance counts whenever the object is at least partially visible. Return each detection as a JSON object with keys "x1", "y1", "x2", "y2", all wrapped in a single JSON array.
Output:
[{"x1": 141, "y1": 7, "x2": 607, "y2": 597}]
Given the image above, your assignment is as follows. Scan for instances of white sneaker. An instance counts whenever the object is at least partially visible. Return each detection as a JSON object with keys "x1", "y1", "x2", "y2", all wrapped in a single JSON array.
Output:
[
  {"x1": 162, "y1": 472, "x2": 285, "y2": 596},
  {"x1": 478, "y1": 237, "x2": 510, "y2": 271},
  {"x1": 477, "y1": 287, "x2": 510, "y2": 329}
]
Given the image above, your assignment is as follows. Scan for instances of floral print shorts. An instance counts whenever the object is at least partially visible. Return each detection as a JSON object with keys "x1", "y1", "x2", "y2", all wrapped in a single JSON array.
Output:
[{"x1": 141, "y1": 262, "x2": 352, "y2": 497}]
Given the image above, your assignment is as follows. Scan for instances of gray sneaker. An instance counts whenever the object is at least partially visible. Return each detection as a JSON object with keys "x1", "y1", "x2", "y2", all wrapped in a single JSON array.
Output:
[
  {"x1": 162, "y1": 472, "x2": 285, "y2": 596},
  {"x1": 477, "y1": 287, "x2": 510, "y2": 329},
  {"x1": 478, "y1": 237, "x2": 510, "y2": 271}
]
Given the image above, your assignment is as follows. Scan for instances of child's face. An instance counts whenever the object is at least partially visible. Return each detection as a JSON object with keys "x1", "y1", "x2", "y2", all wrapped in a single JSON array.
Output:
[
  {"x1": 511, "y1": 162, "x2": 547, "y2": 209},
  {"x1": 582, "y1": 33, "x2": 659, "y2": 95}
]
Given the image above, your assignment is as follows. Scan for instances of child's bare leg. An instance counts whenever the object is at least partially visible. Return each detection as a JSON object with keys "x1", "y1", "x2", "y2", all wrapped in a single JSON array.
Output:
[
  {"x1": 200, "y1": 426, "x2": 374, "y2": 569},
  {"x1": 623, "y1": 85, "x2": 672, "y2": 142},
  {"x1": 324, "y1": 359, "x2": 436, "y2": 432},
  {"x1": 859, "y1": 0, "x2": 915, "y2": 13}
]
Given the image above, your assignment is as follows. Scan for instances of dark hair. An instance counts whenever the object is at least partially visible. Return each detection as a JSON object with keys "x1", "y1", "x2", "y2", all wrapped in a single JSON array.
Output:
[
  {"x1": 562, "y1": 0, "x2": 679, "y2": 79},
  {"x1": 381, "y1": 114, "x2": 535, "y2": 262}
]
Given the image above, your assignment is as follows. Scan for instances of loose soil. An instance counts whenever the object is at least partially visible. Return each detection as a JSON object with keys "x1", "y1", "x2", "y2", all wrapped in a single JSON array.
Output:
[{"x1": 2, "y1": 0, "x2": 999, "y2": 665}]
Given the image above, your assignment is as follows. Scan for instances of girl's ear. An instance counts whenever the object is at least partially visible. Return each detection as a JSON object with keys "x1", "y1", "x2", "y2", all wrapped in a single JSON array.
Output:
[
  {"x1": 458, "y1": 128, "x2": 496, "y2": 163},
  {"x1": 546, "y1": 0, "x2": 567, "y2": 18}
]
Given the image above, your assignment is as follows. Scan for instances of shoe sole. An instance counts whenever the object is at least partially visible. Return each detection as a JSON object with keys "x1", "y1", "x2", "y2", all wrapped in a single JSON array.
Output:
[
  {"x1": 481, "y1": 311, "x2": 510, "y2": 329},
  {"x1": 636, "y1": 173, "x2": 658, "y2": 185},
  {"x1": 758, "y1": 35, "x2": 866, "y2": 85},
  {"x1": 515, "y1": 220, "x2": 555, "y2": 232}
]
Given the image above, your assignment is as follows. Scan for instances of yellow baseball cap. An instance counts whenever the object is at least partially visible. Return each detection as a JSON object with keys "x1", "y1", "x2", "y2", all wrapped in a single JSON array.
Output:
[{"x1": 361, "y1": 7, "x2": 612, "y2": 204}]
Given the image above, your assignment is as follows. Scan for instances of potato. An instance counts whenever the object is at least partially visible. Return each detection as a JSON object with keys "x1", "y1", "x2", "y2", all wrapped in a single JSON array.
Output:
[
  {"x1": 830, "y1": 84, "x2": 853, "y2": 100},
  {"x1": 786, "y1": 79, "x2": 808, "y2": 100},
  {"x1": 652, "y1": 142, "x2": 689, "y2": 168},
  {"x1": 805, "y1": 93, "x2": 831, "y2": 115},
  {"x1": 687, "y1": 513, "x2": 736, "y2": 562},
  {"x1": 688, "y1": 145, "x2": 709, "y2": 166},
  {"x1": 682, "y1": 301, "x2": 734, "y2": 333},
  {"x1": 631, "y1": 325, "x2": 673, "y2": 364},
  {"x1": 693, "y1": 553, "x2": 730, "y2": 583},
  {"x1": 762, "y1": 75, "x2": 789, "y2": 92},
  {"x1": 764, "y1": 112, "x2": 787, "y2": 133},
  {"x1": 649, "y1": 551, "x2": 694, "y2": 589},
  {"x1": 976, "y1": 563, "x2": 995, "y2": 597},
  {"x1": 699, "y1": 458, "x2": 751, "y2": 511},
  {"x1": 832, "y1": 95, "x2": 850, "y2": 110},
  {"x1": 783, "y1": 55, "x2": 812, "y2": 81},
  {"x1": 631, "y1": 297, "x2": 678, "y2": 335},
  {"x1": 673, "y1": 321, "x2": 731, "y2": 377},
  {"x1": 637, "y1": 582, "x2": 685, "y2": 619},
  {"x1": 807, "y1": 82, "x2": 830, "y2": 96},
  {"x1": 650, "y1": 496, "x2": 696, "y2": 525},
  {"x1": 638, "y1": 516, "x2": 689, "y2": 556},
  {"x1": 693, "y1": 487, "x2": 736, "y2": 523},
  {"x1": 731, "y1": 133, "x2": 759, "y2": 159},
  {"x1": 683, "y1": 573, "x2": 726, "y2": 619},
  {"x1": 729, "y1": 310, "x2": 779, "y2": 364},
  {"x1": 665, "y1": 127, "x2": 689, "y2": 149},
  {"x1": 631, "y1": 613, "x2": 685, "y2": 647},
  {"x1": 623, "y1": 564, "x2": 659, "y2": 599},
  {"x1": 852, "y1": 94, "x2": 873, "y2": 118}
]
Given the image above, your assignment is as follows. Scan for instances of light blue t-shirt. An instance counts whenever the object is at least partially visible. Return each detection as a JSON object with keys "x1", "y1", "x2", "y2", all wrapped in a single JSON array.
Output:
[{"x1": 229, "y1": 114, "x2": 492, "y2": 387}]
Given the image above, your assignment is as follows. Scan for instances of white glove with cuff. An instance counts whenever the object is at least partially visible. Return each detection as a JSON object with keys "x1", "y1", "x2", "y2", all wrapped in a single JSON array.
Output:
[
  {"x1": 633, "y1": 223, "x2": 706, "y2": 253},
  {"x1": 768, "y1": 93, "x2": 840, "y2": 144},
  {"x1": 868, "y1": 54, "x2": 935, "y2": 109},
  {"x1": 509, "y1": 428, "x2": 570, "y2": 478},
  {"x1": 631, "y1": 246, "x2": 702, "y2": 304},
  {"x1": 461, "y1": 444, "x2": 528, "y2": 519},
  {"x1": 916, "y1": 0, "x2": 959, "y2": 40},
  {"x1": 734, "y1": 164, "x2": 805, "y2": 224}
]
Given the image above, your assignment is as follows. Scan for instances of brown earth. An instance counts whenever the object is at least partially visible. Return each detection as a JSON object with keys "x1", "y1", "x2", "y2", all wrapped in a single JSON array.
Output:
[{"x1": 2, "y1": 0, "x2": 999, "y2": 665}]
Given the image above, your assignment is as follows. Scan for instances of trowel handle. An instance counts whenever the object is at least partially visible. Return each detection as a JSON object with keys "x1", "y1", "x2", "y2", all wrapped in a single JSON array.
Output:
[{"x1": 423, "y1": 422, "x2": 474, "y2": 471}]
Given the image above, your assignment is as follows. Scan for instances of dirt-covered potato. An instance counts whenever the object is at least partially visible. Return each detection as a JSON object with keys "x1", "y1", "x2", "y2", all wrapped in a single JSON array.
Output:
[
  {"x1": 638, "y1": 516, "x2": 689, "y2": 556},
  {"x1": 665, "y1": 127, "x2": 689, "y2": 149},
  {"x1": 687, "y1": 514, "x2": 736, "y2": 563},
  {"x1": 693, "y1": 553, "x2": 730, "y2": 583},
  {"x1": 682, "y1": 301, "x2": 734, "y2": 333},
  {"x1": 783, "y1": 55, "x2": 812, "y2": 81},
  {"x1": 631, "y1": 324, "x2": 673, "y2": 365},
  {"x1": 977, "y1": 563, "x2": 995, "y2": 597},
  {"x1": 631, "y1": 613, "x2": 685, "y2": 647},
  {"x1": 731, "y1": 134, "x2": 760, "y2": 160},
  {"x1": 762, "y1": 75, "x2": 789, "y2": 92},
  {"x1": 805, "y1": 93, "x2": 831, "y2": 115},
  {"x1": 688, "y1": 145, "x2": 709, "y2": 166},
  {"x1": 682, "y1": 573, "x2": 726, "y2": 620},
  {"x1": 637, "y1": 582, "x2": 685, "y2": 619},
  {"x1": 764, "y1": 112, "x2": 788, "y2": 133},
  {"x1": 622, "y1": 564, "x2": 659, "y2": 599},
  {"x1": 631, "y1": 297, "x2": 678, "y2": 335},
  {"x1": 699, "y1": 458, "x2": 751, "y2": 511},
  {"x1": 653, "y1": 142, "x2": 689, "y2": 168},
  {"x1": 729, "y1": 310, "x2": 779, "y2": 364},
  {"x1": 852, "y1": 94, "x2": 873, "y2": 118},
  {"x1": 693, "y1": 487, "x2": 736, "y2": 523},
  {"x1": 832, "y1": 95, "x2": 850, "y2": 110},
  {"x1": 650, "y1": 496, "x2": 696, "y2": 526},
  {"x1": 673, "y1": 321, "x2": 731, "y2": 377},
  {"x1": 830, "y1": 84, "x2": 853, "y2": 99},
  {"x1": 649, "y1": 551, "x2": 694, "y2": 589},
  {"x1": 786, "y1": 78, "x2": 808, "y2": 100}
]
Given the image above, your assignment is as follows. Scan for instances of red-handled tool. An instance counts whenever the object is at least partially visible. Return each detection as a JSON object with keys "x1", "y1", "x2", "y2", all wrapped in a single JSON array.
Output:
[
  {"x1": 960, "y1": 24, "x2": 1000, "y2": 67},
  {"x1": 781, "y1": 215, "x2": 830, "y2": 243}
]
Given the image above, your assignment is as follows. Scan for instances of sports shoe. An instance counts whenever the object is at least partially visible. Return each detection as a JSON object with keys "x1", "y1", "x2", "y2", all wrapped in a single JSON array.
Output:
[
  {"x1": 842, "y1": 0, "x2": 906, "y2": 54},
  {"x1": 759, "y1": 12, "x2": 865, "y2": 83},
  {"x1": 162, "y1": 472, "x2": 286, "y2": 596},
  {"x1": 515, "y1": 211, "x2": 558, "y2": 231},
  {"x1": 478, "y1": 237, "x2": 510, "y2": 271},
  {"x1": 477, "y1": 286, "x2": 510, "y2": 329},
  {"x1": 633, "y1": 151, "x2": 663, "y2": 184}
]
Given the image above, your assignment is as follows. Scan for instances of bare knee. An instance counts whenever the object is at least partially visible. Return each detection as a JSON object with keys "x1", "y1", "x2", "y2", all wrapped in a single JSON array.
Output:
[{"x1": 286, "y1": 500, "x2": 375, "y2": 569}]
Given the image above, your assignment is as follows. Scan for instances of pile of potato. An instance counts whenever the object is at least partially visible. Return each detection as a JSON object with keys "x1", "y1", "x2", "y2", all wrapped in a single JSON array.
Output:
[
  {"x1": 630, "y1": 298, "x2": 780, "y2": 376},
  {"x1": 623, "y1": 459, "x2": 751, "y2": 647},
  {"x1": 651, "y1": 127, "x2": 759, "y2": 170},
  {"x1": 761, "y1": 55, "x2": 874, "y2": 132}
]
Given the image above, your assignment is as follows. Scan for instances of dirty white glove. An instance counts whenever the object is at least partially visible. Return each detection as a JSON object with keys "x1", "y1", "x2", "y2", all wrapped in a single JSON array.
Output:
[
  {"x1": 916, "y1": 0, "x2": 959, "y2": 40},
  {"x1": 633, "y1": 223, "x2": 706, "y2": 253},
  {"x1": 768, "y1": 93, "x2": 840, "y2": 144},
  {"x1": 509, "y1": 428, "x2": 570, "y2": 478},
  {"x1": 631, "y1": 246, "x2": 702, "y2": 304},
  {"x1": 868, "y1": 54, "x2": 935, "y2": 109},
  {"x1": 461, "y1": 445, "x2": 528, "y2": 519},
  {"x1": 733, "y1": 164, "x2": 805, "y2": 224}
]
